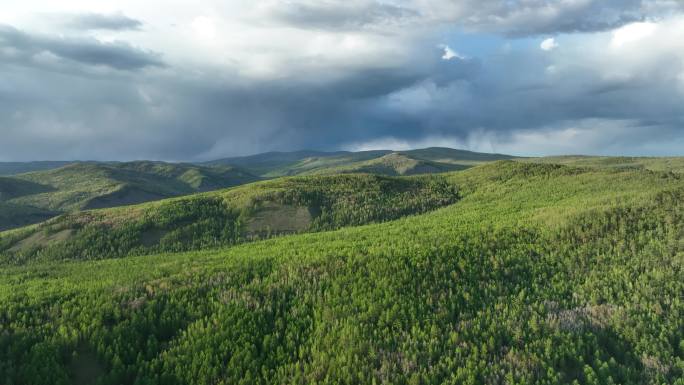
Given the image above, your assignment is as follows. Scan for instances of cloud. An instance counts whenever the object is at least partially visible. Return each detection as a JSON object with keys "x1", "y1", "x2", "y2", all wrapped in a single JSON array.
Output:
[
  {"x1": 63, "y1": 12, "x2": 143, "y2": 31},
  {"x1": 540, "y1": 37, "x2": 559, "y2": 51},
  {"x1": 0, "y1": 25, "x2": 164, "y2": 71},
  {"x1": 611, "y1": 22, "x2": 657, "y2": 47},
  {"x1": 191, "y1": 16, "x2": 218, "y2": 41},
  {"x1": 258, "y1": 0, "x2": 419, "y2": 30},
  {"x1": 0, "y1": 2, "x2": 683, "y2": 161},
  {"x1": 260, "y1": 0, "x2": 684, "y2": 36},
  {"x1": 444, "y1": 0, "x2": 684, "y2": 36},
  {"x1": 441, "y1": 45, "x2": 464, "y2": 60}
]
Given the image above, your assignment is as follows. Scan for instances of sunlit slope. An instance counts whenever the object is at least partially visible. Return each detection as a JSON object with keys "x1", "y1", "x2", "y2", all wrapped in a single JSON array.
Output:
[
  {"x1": 0, "y1": 162, "x2": 682, "y2": 384},
  {"x1": 304, "y1": 152, "x2": 468, "y2": 176},
  {"x1": 525, "y1": 155, "x2": 684, "y2": 173},
  {"x1": 0, "y1": 162, "x2": 260, "y2": 230},
  {"x1": 204, "y1": 150, "x2": 389, "y2": 176},
  {"x1": 0, "y1": 148, "x2": 515, "y2": 231},
  {"x1": 0, "y1": 173, "x2": 458, "y2": 263}
]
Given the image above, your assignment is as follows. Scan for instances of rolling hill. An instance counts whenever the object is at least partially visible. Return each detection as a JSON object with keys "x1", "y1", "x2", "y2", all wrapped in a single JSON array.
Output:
[
  {"x1": 303, "y1": 152, "x2": 469, "y2": 176},
  {"x1": 203, "y1": 147, "x2": 515, "y2": 177},
  {"x1": 0, "y1": 173, "x2": 458, "y2": 263},
  {"x1": 0, "y1": 161, "x2": 682, "y2": 384},
  {"x1": 204, "y1": 150, "x2": 392, "y2": 176},
  {"x1": 3, "y1": 149, "x2": 681, "y2": 234},
  {"x1": 523, "y1": 155, "x2": 684, "y2": 173},
  {"x1": 0, "y1": 161, "x2": 73, "y2": 176},
  {"x1": 0, "y1": 162, "x2": 259, "y2": 231},
  {"x1": 402, "y1": 147, "x2": 514, "y2": 163},
  {"x1": 0, "y1": 147, "x2": 511, "y2": 232}
]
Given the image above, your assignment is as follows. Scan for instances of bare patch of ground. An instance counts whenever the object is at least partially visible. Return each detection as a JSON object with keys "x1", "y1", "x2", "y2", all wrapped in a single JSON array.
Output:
[
  {"x1": 244, "y1": 202, "x2": 312, "y2": 238},
  {"x1": 546, "y1": 303, "x2": 619, "y2": 332}
]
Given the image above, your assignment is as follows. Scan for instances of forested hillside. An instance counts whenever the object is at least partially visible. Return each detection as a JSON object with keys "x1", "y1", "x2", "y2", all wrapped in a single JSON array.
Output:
[
  {"x1": 203, "y1": 147, "x2": 513, "y2": 177},
  {"x1": 0, "y1": 162, "x2": 259, "y2": 231},
  {"x1": 0, "y1": 161, "x2": 73, "y2": 176},
  {"x1": 0, "y1": 174, "x2": 458, "y2": 264},
  {"x1": 304, "y1": 153, "x2": 467, "y2": 176},
  {"x1": 524, "y1": 155, "x2": 684, "y2": 173},
  {"x1": 0, "y1": 148, "x2": 518, "y2": 232},
  {"x1": 1, "y1": 161, "x2": 682, "y2": 384},
  {"x1": 204, "y1": 150, "x2": 391, "y2": 177}
]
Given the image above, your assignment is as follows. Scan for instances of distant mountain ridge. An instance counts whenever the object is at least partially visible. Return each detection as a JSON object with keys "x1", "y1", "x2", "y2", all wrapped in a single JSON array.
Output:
[
  {"x1": 204, "y1": 147, "x2": 515, "y2": 176},
  {"x1": 0, "y1": 161, "x2": 73, "y2": 176},
  {"x1": 0, "y1": 161, "x2": 260, "y2": 231},
  {"x1": 0, "y1": 147, "x2": 514, "y2": 177},
  {"x1": 0, "y1": 147, "x2": 516, "y2": 231},
  {"x1": 4, "y1": 148, "x2": 682, "y2": 233}
]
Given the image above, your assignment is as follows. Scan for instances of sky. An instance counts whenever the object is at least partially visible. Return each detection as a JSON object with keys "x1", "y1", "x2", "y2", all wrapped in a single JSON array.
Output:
[{"x1": 1, "y1": 0, "x2": 683, "y2": 161}]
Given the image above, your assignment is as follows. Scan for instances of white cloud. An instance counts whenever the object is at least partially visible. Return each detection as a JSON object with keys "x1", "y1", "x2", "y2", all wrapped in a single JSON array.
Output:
[
  {"x1": 591, "y1": 17, "x2": 684, "y2": 82},
  {"x1": 540, "y1": 37, "x2": 558, "y2": 51},
  {"x1": 344, "y1": 135, "x2": 469, "y2": 152},
  {"x1": 441, "y1": 44, "x2": 466, "y2": 60},
  {"x1": 191, "y1": 16, "x2": 218, "y2": 41},
  {"x1": 611, "y1": 22, "x2": 657, "y2": 48},
  {"x1": 0, "y1": 10, "x2": 17, "y2": 24}
]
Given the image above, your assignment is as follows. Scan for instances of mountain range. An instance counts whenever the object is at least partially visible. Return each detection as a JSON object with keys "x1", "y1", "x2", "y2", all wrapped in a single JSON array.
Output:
[{"x1": 0, "y1": 147, "x2": 513, "y2": 231}]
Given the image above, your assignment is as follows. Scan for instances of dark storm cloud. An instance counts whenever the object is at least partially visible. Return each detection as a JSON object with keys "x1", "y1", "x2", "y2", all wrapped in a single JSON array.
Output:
[
  {"x1": 0, "y1": 25, "x2": 163, "y2": 71},
  {"x1": 63, "y1": 13, "x2": 143, "y2": 31},
  {"x1": 454, "y1": 0, "x2": 655, "y2": 36},
  {"x1": 263, "y1": 1, "x2": 418, "y2": 30},
  {"x1": 264, "y1": 0, "x2": 684, "y2": 36},
  {"x1": 2, "y1": 34, "x2": 683, "y2": 161},
  {"x1": 187, "y1": 45, "x2": 684, "y2": 157},
  {"x1": 1, "y1": 2, "x2": 684, "y2": 161}
]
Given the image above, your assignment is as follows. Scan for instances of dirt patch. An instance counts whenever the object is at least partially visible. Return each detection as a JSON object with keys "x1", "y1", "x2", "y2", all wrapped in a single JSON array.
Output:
[
  {"x1": 9, "y1": 228, "x2": 73, "y2": 253},
  {"x1": 546, "y1": 303, "x2": 619, "y2": 332},
  {"x1": 244, "y1": 203, "x2": 312, "y2": 238}
]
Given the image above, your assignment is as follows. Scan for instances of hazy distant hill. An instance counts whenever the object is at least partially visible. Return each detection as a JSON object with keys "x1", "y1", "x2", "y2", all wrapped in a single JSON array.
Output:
[
  {"x1": 0, "y1": 161, "x2": 73, "y2": 176},
  {"x1": 0, "y1": 161, "x2": 259, "y2": 230},
  {"x1": 305, "y1": 152, "x2": 469, "y2": 176},
  {"x1": 402, "y1": 147, "x2": 514, "y2": 163},
  {"x1": 0, "y1": 147, "x2": 513, "y2": 231},
  {"x1": 4, "y1": 148, "x2": 681, "y2": 233},
  {"x1": 204, "y1": 147, "x2": 514, "y2": 176},
  {"x1": 204, "y1": 150, "x2": 391, "y2": 176}
]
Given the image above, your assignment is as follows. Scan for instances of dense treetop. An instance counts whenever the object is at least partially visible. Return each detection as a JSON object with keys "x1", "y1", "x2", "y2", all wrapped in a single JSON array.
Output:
[{"x1": 0, "y1": 161, "x2": 682, "y2": 385}]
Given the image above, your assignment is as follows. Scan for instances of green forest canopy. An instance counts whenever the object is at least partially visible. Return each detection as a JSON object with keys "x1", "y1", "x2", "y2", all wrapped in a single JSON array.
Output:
[{"x1": 0, "y1": 161, "x2": 682, "y2": 385}]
